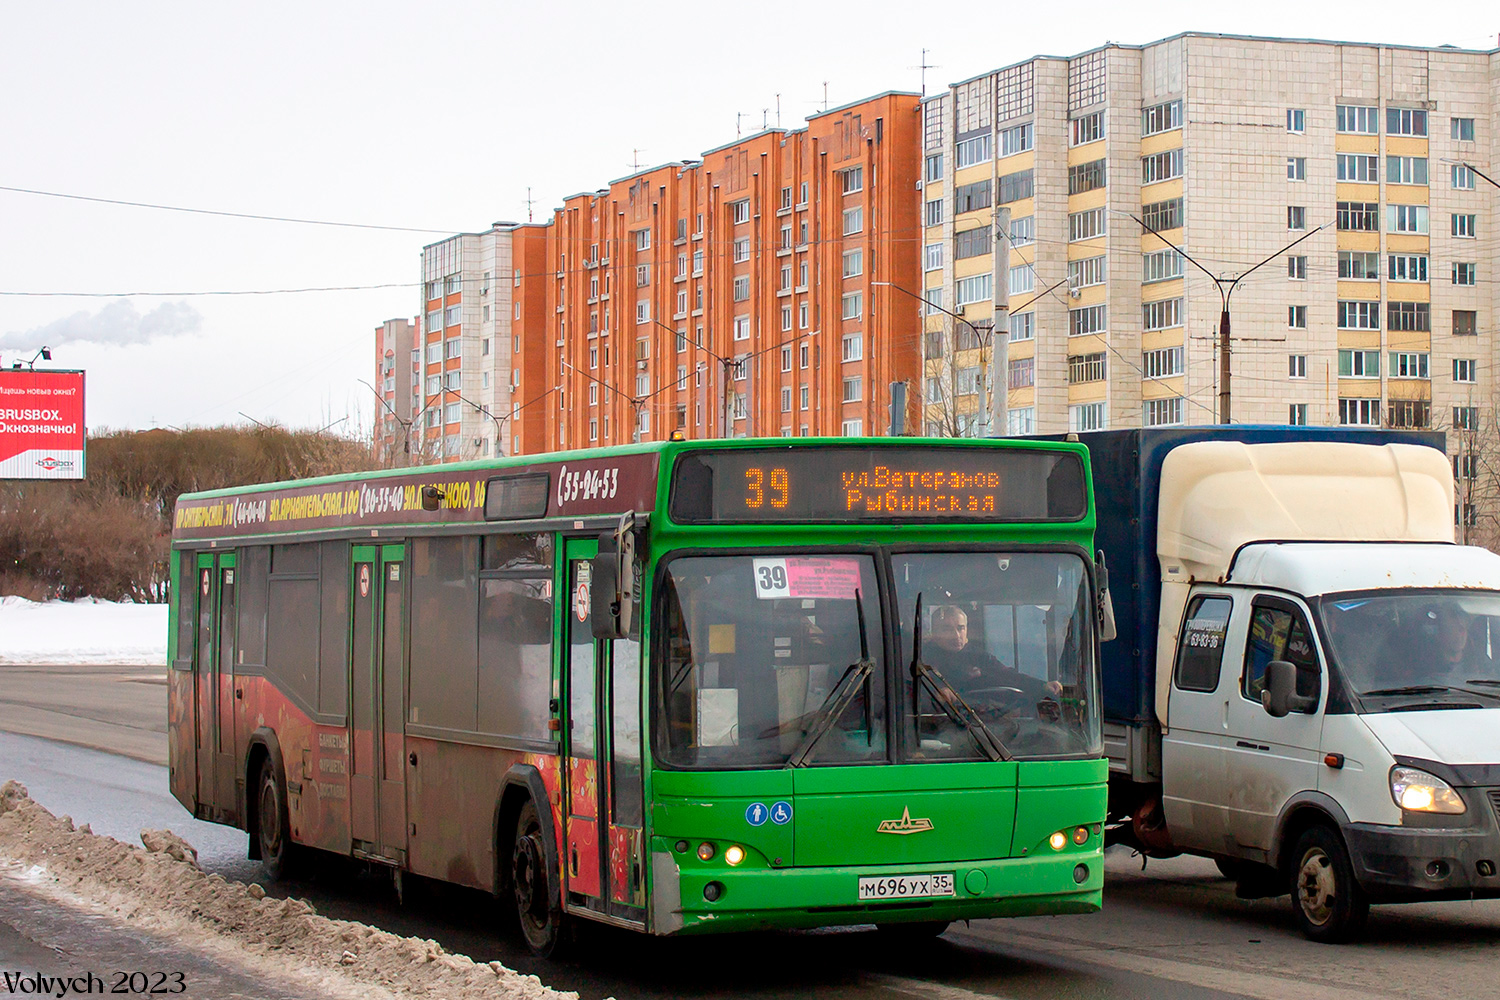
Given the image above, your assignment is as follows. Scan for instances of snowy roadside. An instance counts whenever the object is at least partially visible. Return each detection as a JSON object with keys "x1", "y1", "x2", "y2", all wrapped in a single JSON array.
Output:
[
  {"x1": 0, "y1": 781, "x2": 577, "y2": 1000},
  {"x1": 0, "y1": 597, "x2": 167, "y2": 665}
]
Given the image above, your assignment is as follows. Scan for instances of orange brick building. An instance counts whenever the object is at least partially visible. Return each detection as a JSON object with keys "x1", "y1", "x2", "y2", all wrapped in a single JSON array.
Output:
[{"x1": 525, "y1": 92, "x2": 923, "y2": 451}]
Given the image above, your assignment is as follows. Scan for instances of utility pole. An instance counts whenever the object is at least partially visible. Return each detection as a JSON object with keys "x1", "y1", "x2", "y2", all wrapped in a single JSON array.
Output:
[
  {"x1": 1135, "y1": 214, "x2": 1324, "y2": 423},
  {"x1": 990, "y1": 207, "x2": 1011, "y2": 436}
]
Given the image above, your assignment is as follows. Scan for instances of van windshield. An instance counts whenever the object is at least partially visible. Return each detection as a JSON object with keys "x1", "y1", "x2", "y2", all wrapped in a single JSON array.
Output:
[{"x1": 1316, "y1": 591, "x2": 1500, "y2": 710}]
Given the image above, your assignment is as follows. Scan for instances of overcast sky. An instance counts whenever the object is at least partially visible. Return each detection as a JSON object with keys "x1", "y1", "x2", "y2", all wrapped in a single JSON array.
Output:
[{"x1": 2, "y1": 2, "x2": 1495, "y2": 436}]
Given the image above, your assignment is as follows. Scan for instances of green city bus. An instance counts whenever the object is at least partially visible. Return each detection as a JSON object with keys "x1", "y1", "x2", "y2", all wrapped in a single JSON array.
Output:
[{"x1": 167, "y1": 437, "x2": 1108, "y2": 954}]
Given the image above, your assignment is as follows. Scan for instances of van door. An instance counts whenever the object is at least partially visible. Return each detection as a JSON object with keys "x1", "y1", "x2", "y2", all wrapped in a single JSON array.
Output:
[
  {"x1": 1222, "y1": 594, "x2": 1326, "y2": 857},
  {"x1": 1161, "y1": 592, "x2": 1238, "y2": 852}
]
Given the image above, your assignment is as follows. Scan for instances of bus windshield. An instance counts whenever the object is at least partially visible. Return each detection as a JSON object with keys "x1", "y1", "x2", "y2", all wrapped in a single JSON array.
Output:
[
  {"x1": 893, "y1": 552, "x2": 1100, "y2": 761},
  {"x1": 1316, "y1": 591, "x2": 1500, "y2": 710},
  {"x1": 656, "y1": 550, "x2": 1099, "y2": 768},
  {"x1": 658, "y1": 554, "x2": 886, "y2": 768}
]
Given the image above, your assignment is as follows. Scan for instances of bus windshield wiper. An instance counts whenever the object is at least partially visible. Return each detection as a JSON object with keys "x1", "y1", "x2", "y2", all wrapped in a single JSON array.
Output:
[
  {"x1": 786, "y1": 589, "x2": 875, "y2": 768},
  {"x1": 909, "y1": 593, "x2": 1011, "y2": 762}
]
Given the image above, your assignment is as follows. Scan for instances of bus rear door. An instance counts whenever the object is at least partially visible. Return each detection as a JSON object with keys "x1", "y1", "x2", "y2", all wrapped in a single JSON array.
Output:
[
  {"x1": 349, "y1": 544, "x2": 409, "y2": 864},
  {"x1": 191, "y1": 551, "x2": 237, "y2": 820}
]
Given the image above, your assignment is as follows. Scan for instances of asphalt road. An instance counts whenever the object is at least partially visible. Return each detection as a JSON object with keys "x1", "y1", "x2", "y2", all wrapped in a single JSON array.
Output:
[{"x1": 2, "y1": 664, "x2": 1499, "y2": 1000}]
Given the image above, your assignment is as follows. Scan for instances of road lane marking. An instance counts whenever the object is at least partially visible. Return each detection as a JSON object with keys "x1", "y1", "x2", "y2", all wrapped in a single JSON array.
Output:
[{"x1": 862, "y1": 972, "x2": 1016, "y2": 1000}]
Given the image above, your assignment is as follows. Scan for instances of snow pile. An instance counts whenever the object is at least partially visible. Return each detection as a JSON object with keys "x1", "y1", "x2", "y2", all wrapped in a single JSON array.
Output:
[
  {"x1": 0, "y1": 780, "x2": 576, "y2": 1000},
  {"x1": 0, "y1": 596, "x2": 167, "y2": 664}
]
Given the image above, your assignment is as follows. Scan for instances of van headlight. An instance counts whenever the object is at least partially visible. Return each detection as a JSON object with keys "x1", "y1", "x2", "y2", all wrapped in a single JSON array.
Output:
[{"x1": 1390, "y1": 766, "x2": 1466, "y2": 814}]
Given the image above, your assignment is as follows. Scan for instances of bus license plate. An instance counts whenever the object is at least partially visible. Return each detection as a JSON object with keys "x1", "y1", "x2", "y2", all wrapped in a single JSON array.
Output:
[{"x1": 857, "y1": 873, "x2": 955, "y2": 900}]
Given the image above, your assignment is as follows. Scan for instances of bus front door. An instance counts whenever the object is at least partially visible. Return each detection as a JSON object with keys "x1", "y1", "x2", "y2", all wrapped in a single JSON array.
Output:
[
  {"x1": 192, "y1": 552, "x2": 237, "y2": 819},
  {"x1": 350, "y1": 544, "x2": 409, "y2": 864}
]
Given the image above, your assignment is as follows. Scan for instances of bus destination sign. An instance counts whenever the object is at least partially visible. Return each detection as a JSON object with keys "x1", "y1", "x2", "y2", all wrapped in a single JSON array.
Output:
[{"x1": 669, "y1": 446, "x2": 1086, "y2": 524}]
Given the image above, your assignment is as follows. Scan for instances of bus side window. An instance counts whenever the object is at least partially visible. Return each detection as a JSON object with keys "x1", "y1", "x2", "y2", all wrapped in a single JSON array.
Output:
[
  {"x1": 1174, "y1": 596, "x2": 1232, "y2": 693},
  {"x1": 612, "y1": 623, "x2": 643, "y2": 827},
  {"x1": 477, "y1": 533, "x2": 554, "y2": 743}
]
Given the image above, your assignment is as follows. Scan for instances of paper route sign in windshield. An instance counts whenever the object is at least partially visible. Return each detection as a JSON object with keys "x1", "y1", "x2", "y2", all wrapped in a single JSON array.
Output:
[{"x1": 751, "y1": 557, "x2": 862, "y2": 600}]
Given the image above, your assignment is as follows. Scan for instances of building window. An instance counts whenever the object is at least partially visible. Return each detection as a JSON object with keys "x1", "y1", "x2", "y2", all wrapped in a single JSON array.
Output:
[
  {"x1": 1454, "y1": 358, "x2": 1477, "y2": 383},
  {"x1": 781, "y1": 305, "x2": 792, "y2": 332},
  {"x1": 841, "y1": 292, "x2": 862, "y2": 320},
  {"x1": 1287, "y1": 157, "x2": 1306, "y2": 181},
  {"x1": 634, "y1": 228, "x2": 651, "y2": 251},
  {"x1": 1071, "y1": 111, "x2": 1104, "y2": 146},
  {"x1": 733, "y1": 237, "x2": 750, "y2": 263},
  {"x1": 692, "y1": 250, "x2": 704, "y2": 275},
  {"x1": 636, "y1": 300, "x2": 651, "y2": 325},
  {"x1": 780, "y1": 346, "x2": 793, "y2": 373},
  {"x1": 443, "y1": 370, "x2": 461, "y2": 390},
  {"x1": 955, "y1": 226, "x2": 992, "y2": 261},
  {"x1": 636, "y1": 373, "x2": 651, "y2": 396},
  {"x1": 1287, "y1": 206, "x2": 1306, "y2": 231},
  {"x1": 999, "y1": 122, "x2": 1033, "y2": 156},
  {"x1": 1286, "y1": 108, "x2": 1305, "y2": 133},
  {"x1": 798, "y1": 260, "x2": 808, "y2": 288},
  {"x1": 1068, "y1": 255, "x2": 1106, "y2": 288},
  {"x1": 1009, "y1": 268, "x2": 1035, "y2": 296},
  {"x1": 1142, "y1": 100, "x2": 1182, "y2": 136},
  {"x1": 840, "y1": 166, "x2": 864, "y2": 194},
  {"x1": 955, "y1": 273, "x2": 993, "y2": 306},
  {"x1": 1070, "y1": 304, "x2": 1107, "y2": 336},
  {"x1": 842, "y1": 419, "x2": 863, "y2": 436},
  {"x1": 1388, "y1": 205, "x2": 1428, "y2": 234},
  {"x1": 1069, "y1": 207, "x2": 1106, "y2": 241},
  {"x1": 636, "y1": 263, "x2": 651, "y2": 288},
  {"x1": 781, "y1": 387, "x2": 792, "y2": 413},
  {"x1": 1453, "y1": 262, "x2": 1477, "y2": 286},
  {"x1": 1337, "y1": 105, "x2": 1378, "y2": 134},
  {"x1": 1452, "y1": 117, "x2": 1476, "y2": 142},
  {"x1": 1388, "y1": 254, "x2": 1428, "y2": 283},
  {"x1": 1143, "y1": 298, "x2": 1183, "y2": 332},
  {"x1": 842, "y1": 333, "x2": 863, "y2": 362},
  {"x1": 1452, "y1": 213, "x2": 1477, "y2": 238},
  {"x1": 677, "y1": 290, "x2": 688, "y2": 316},
  {"x1": 1455, "y1": 406, "x2": 1479, "y2": 430},
  {"x1": 733, "y1": 276, "x2": 750, "y2": 302},
  {"x1": 1007, "y1": 406, "x2": 1036, "y2": 435},
  {"x1": 730, "y1": 200, "x2": 750, "y2": 224},
  {"x1": 1289, "y1": 403, "x2": 1308, "y2": 425},
  {"x1": 1452, "y1": 164, "x2": 1476, "y2": 190},
  {"x1": 1289, "y1": 354, "x2": 1307, "y2": 378},
  {"x1": 844, "y1": 248, "x2": 864, "y2": 277},
  {"x1": 998, "y1": 169, "x2": 1034, "y2": 204},
  {"x1": 1142, "y1": 199, "x2": 1183, "y2": 232},
  {"x1": 800, "y1": 343, "x2": 810, "y2": 369},
  {"x1": 1338, "y1": 399, "x2": 1380, "y2": 426},
  {"x1": 445, "y1": 305, "x2": 462, "y2": 327},
  {"x1": 955, "y1": 133, "x2": 992, "y2": 168},
  {"x1": 1337, "y1": 349, "x2": 1380, "y2": 377},
  {"x1": 1142, "y1": 149, "x2": 1183, "y2": 184},
  {"x1": 1386, "y1": 156, "x2": 1428, "y2": 186},
  {"x1": 779, "y1": 265, "x2": 792, "y2": 291},
  {"x1": 589, "y1": 419, "x2": 599, "y2": 441},
  {"x1": 843, "y1": 207, "x2": 864, "y2": 235},
  {"x1": 1389, "y1": 351, "x2": 1430, "y2": 378},
  {"x1": 1386, "y1": 108, "x2": 1427, "y2": 137},
  {"x1": 1287, "y1": 255, "x2": 1307, "y2": 280},
  {"x1": 1008, "y1": 357, "x2": 1035, "y2": 389},
  {"x1": 1144, "y1": 397, "x2": 1184, "y2": 426},
  {"x1": 841, "y1": 377, "x2": 862, "y2": 403},
  {"x1": 925, "y1": 154, "x2": 944, "y2": 182},
  {"x1": 1454, "y1": 310, "x2": 1478, "y2": 336},
  {"x1": 924, "y1": 243, "x2": 943, "y2": 271},
  {"x1": 445, "y1": 338, "x2": 462, "y2": 359},
  {"x1": 1008, "y1": 216, "x2": 1035, "y2": 246},
  {"x1": 443, "y1": 402, "x2": 461, "y2": 424},
  {"x1": 1143, "y1": 346, "x2": 1184, "y2": 379},
  {"x1": 1010, "y1": 311, "x2": 1035, "y2": 341},
  {"x1": 1336, "y1": 202, "x2": 1380, "y2": 232},
  {"x1": 1069, "y1": 402, "x2": 1107, "y2": 432},
  {"x1": 798, "y1": 301, "x2": 809, "y2": 328},
  {"x1": 799, "y1": 384, "x2": 810, "y2": 410},
  {"x1": 1068, "y1": 159, "x2": 1106, "y2": 195},
  {"x1": 1456, "y1": 454, "x2": 1478, "y2": 481},
  {"x1": 589, "y1": 346, "x2": 599, "y2": 369},
  {"x1": 1387, "y1": 399, "x2": 1430, "y2": 429},
  {"x1": 1143, "y1": 249, "x2": 1183, "y2": 283},
  {"x1": 1336, "y1": 153, "x2": 1379, "y2": 182},
  {"x1": 1387, "y1": 302, "x2": 1430, "y2": 332},
  {"x1": 1337, "y1": 302, "x2": 1381, "y2": 331},
  {"x1": 956, "y1": 366, "x2": 982, "y2": 396},
  {"x1": 955, "y1": 179, "x2": 992, "y2": 214},
  {"x1": 1288, "y1": 305, "x2": 1307, "y2": 329},
  {"x1": 1338, "y1": 251, "x2": 1379, "y2": 279},
  {"x1": 733, "y1": 315, "x2": 750, "y2": 341}
]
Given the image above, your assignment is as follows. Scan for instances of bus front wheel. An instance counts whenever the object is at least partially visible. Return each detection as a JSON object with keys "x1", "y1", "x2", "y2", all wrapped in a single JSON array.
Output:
[
  {"x1": 255, "y1": 756, "x2": 296, "y2": 880},
  {"x1": 512, "y1": 799, "x2": 566, "y2": 956}
]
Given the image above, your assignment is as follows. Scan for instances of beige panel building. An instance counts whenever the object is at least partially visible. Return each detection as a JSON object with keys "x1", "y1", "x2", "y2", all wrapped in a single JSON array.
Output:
[{"x1": 918, "y1": 34, "x2": 1497, "y2": 525}]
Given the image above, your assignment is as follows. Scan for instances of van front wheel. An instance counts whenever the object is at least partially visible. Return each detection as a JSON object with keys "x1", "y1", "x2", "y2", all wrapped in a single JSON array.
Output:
[{"x1": 1289, "y1": 826, "x2": 1368, "y2": 943}]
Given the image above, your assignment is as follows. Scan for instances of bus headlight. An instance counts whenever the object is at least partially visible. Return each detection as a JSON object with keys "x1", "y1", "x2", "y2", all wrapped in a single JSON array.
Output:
[
  {"x1": 1390, "y1": 767, "x2": 1466, "y2": 814},
  {"x1": 1048, "y1": 831, "x2": 1068, "y2": 851},
  {"x1": 724, "y1": 845, "x2": 745, "y2": 866}
]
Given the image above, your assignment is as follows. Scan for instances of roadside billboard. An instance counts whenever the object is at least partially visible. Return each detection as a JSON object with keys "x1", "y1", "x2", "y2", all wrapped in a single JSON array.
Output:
[{"x1": 0, "y1": 369, "x2": 86, "y2": 480}]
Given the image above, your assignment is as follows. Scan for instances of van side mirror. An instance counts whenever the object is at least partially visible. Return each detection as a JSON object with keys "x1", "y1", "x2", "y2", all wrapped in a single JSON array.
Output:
[
  {"x1": 1261, "y1": 659, "x2": 1317, "y2": 717},
  {"x1": 591, "y1": 511, "x2": 637, "y2": 640}
]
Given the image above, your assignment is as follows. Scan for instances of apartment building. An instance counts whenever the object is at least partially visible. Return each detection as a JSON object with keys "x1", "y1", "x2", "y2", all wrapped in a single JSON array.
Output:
[
  {"x1": 918, "y1": 34, "x2": 1498, "y2": 470},
  {"x1": 536, "y1": 92, "x2": 923, "y2": 451},
  {"x1": 372, "y1": 316, "x2": 418, "y2": 464}
]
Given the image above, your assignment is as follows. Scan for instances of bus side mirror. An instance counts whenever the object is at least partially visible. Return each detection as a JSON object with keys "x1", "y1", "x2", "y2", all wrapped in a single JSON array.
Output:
[
  {"x1": 1261, "y1": 659, "x2": 1317, "y2": 717},
  {"x1": 420, "y1": 485, "x2": 443, "y2": 511},
  {"x1": 1096, "y1": 550, "x2": 1117, "y2": 643},
  {"x1": 591, "y1": 511, "x2": 636, "y2": 640}
]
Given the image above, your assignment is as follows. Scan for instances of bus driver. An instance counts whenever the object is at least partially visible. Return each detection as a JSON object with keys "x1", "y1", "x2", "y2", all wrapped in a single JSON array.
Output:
[{"x1": 927, "y1": 605, "x2": 1062, "y2": 702}]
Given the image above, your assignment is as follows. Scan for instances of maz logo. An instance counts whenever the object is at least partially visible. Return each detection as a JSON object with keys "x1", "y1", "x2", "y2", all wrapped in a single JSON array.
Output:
[{"x1": 877, "y1": 807, "x2": 934, "y2": 835}]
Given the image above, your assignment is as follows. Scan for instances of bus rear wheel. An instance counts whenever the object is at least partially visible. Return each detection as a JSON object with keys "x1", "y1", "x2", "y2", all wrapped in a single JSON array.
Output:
[
  {"x1": 255, "y1": 756, "x2": 296, "y2": 880},
  {"x1": 512, "y1": 799, "x2": 566, "y2": 957}
]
